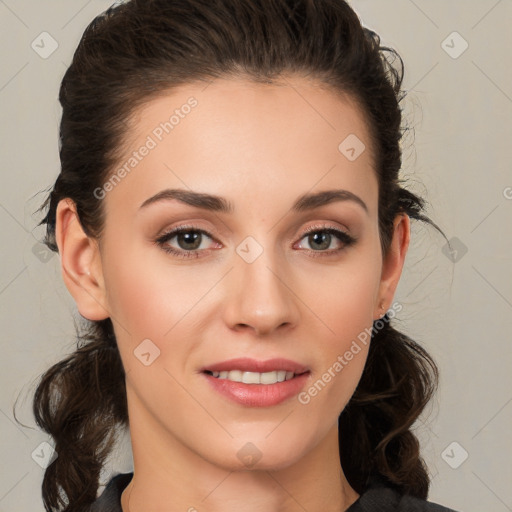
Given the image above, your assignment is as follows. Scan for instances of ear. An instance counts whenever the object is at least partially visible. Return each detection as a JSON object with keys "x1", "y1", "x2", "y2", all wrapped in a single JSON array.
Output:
[
  {"x1": 373, "y1": 213, "x2": 410, "y2": 320},
  {"x1": 55, "y1": 198, "x2": 110, "y2": 321}
]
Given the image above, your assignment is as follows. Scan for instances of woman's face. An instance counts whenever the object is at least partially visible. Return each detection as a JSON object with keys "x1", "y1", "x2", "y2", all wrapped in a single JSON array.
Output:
[{"x1": 67, "y1": 76, "x2": 408, "y2": 472}]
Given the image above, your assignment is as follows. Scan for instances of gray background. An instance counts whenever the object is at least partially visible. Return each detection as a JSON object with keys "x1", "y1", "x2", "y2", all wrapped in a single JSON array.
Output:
[{"x1": 1, "y1": 1, "x2": 511, "y2": 511}]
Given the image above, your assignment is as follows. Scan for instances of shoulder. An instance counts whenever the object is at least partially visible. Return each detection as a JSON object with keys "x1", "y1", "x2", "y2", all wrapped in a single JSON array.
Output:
[
  {"x1": 395, "y1": 493, "x2": 461, "y2": 512},
  {"x1": 347, "y1": 473, "x2": 461, "y2": 512},
  {"x1": 87, "y1": 472, "x2": 133, "y2": 512}
]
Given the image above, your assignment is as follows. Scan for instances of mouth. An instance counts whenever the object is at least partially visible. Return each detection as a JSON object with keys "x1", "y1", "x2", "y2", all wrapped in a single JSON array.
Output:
[
  {"x1": 200, "y1": 357, "x2": 311, "y2": 407},
  {"x1": 203, "y1": 369, "x2": 307, "y2": 384}
]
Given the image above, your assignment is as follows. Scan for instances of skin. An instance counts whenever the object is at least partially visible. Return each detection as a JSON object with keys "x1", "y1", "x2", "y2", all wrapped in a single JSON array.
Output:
[{"x1": 55, "y1": 75, "x2": 410, "y2": 512}]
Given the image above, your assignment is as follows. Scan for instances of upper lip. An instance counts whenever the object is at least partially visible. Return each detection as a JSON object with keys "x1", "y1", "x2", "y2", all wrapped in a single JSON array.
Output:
[{"x1": 201, "y1": 357, "x2": 310, "y2": 374}]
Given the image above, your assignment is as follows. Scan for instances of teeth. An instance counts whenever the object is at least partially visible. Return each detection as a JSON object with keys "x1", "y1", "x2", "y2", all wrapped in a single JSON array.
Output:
[{"x1": 210, "y1": 370, "x2": 296, "y2": 384}]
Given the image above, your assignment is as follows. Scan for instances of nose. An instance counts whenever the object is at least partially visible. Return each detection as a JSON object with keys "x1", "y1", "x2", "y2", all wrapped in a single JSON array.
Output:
[{"x1": 223, "y1": 251, "x2": 300, "y2": 337}]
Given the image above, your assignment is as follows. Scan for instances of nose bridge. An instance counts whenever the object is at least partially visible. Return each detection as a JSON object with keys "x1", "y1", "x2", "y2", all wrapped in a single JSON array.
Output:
[{"x1": 224, "y1": 237, "x2": 299, "y2": 334}]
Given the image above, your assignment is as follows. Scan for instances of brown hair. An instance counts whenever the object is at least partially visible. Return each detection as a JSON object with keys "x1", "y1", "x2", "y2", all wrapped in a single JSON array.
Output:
[{"x1": 29, "y1": 0, "x2": 446, "y2": 510}]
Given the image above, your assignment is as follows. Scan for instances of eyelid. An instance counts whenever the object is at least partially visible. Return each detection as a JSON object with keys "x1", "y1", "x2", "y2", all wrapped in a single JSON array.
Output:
[
  {"x1": 155, "y1": 223, "x2": 214, "y2": 241},
  {"x1": 299, "y1": 222, "x2": 351, "y2": 237}
]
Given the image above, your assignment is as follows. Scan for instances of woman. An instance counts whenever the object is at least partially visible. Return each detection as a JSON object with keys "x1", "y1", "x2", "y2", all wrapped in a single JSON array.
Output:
[{"x1": 32, "y1": 0, "x2": 461, "y2": 511}]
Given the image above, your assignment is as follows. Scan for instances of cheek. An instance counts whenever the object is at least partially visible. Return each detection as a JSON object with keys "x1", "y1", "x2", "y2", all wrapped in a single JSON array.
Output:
[
  {"x1": 300, "y1": 245, "x2": 382, "y2": 411},
  {"x1": 101, "y1": 237, "x2": 212, "y2": 338},
  {"x1": 317, "y1": 266, "x2": 379, "y2": 324},
  {"x1": 308, "y1": 244, "x2": 382, "y2": 341},
  {"x1": 101, "y1": 247, "x2": 204, "y2": 406}
]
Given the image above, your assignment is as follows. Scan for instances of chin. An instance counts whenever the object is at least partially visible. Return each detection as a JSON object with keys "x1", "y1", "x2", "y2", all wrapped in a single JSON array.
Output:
[{"x1": 203, "y1": 437, "x2": 309, "y2": 473}]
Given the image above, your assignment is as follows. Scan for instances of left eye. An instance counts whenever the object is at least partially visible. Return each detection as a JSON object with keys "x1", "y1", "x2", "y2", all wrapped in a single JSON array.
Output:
[{"x1": 296, "y1": 228, "x2": 354, "y2": 252}]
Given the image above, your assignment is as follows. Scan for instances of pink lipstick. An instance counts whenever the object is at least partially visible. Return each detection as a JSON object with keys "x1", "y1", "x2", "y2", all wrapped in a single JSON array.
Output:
[{"x1": 201, "y1": 357, "x2": 311, "y2": 407}]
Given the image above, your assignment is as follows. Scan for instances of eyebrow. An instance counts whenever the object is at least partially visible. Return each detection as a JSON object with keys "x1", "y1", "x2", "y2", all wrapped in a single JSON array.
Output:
[{"x1": 139, "y1": 188, "x2": 368, "y2": 214}]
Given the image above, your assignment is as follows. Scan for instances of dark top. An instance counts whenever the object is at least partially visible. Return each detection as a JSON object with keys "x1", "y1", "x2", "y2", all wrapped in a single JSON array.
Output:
[{"x1": 88, "y1": 472, "x2": 461, "y2": 511}]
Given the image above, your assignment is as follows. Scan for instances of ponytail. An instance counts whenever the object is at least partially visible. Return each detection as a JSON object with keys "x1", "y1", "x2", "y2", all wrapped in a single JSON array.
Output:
[
  {"x1": 32, "y1": 319, "x2": 128, "y2": 512},
  {"x1": 339, "y1": 318, "x2": 439, "y2": 498}
]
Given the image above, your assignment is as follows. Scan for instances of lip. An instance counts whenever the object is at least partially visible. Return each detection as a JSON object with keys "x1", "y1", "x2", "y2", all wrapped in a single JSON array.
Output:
[
  {"x1": 202, "y1": 371, "x2": 311, "y2": 407},
  {"x1": 201, "y1": 357, "x2": 310, "y2": 374}
]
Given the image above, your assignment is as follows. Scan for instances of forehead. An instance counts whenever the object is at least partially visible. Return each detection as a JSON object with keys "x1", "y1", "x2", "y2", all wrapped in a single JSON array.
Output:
[
  {"x1": 104, "y1": 75, "x2": 378, "y2": 218},
  {"x1": 127, "y1": 75, "x2": 374, "y2": 152}
]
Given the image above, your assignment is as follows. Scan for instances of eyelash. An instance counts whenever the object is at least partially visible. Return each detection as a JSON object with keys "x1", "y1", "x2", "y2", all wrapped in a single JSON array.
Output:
[{"x1": 154, "y1": 223, "x2": 357, "y2": 260}]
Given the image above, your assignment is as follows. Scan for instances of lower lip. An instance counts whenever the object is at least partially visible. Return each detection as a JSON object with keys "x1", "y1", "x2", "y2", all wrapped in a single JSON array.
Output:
[{"x1": 203, "y1": 372, "x2": 310, "y2": 407}]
